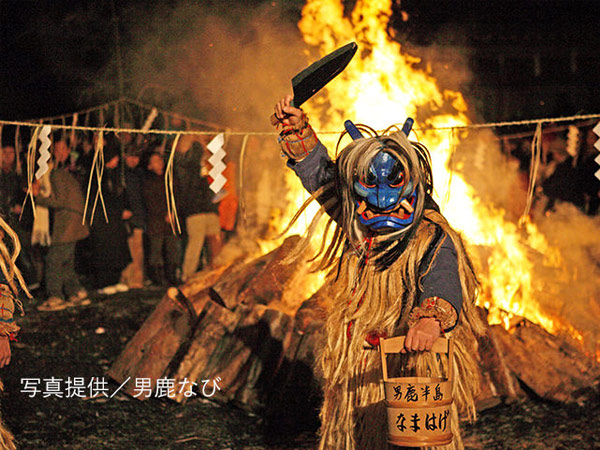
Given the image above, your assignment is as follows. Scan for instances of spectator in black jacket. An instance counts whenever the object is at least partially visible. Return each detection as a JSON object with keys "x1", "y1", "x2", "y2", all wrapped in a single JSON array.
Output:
[
  {"x1": 87, "y1": 144, "x2": 131, "y2": 294},
  {"x1": 142, "y1": 150, "x2": 180, "y2": 286},
  {"x1": 120, "y1": 146, "x2": 146, "y2": 288}
]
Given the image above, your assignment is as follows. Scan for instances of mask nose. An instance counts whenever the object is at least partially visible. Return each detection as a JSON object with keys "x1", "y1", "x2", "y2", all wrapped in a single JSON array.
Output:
[{"x1": 376, "y1": 185, "x2": 399, "y2": 210}]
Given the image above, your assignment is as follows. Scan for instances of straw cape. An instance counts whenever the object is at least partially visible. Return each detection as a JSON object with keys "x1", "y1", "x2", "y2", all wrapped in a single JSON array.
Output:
[
  {"x1": 314, "y1": 210, "x2": 485, "y2": 450},
  {"x1": 0, "y1": 216, "x2": 31, "y2": 450},
  {"x1": 278, "y1": 119, "x2": 486, "y2": 450}
]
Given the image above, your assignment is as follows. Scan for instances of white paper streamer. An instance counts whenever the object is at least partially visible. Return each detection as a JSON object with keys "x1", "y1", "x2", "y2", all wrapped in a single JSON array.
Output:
[
  {"x1": 35, "y1": 125, "x2": 52, "y2": 179},
  {"x1": 593, "y1": 121, "x2": 600, "y2": 180},
  {"x1": 206, "y1": 133, "x2": 227, "y2": 194}
]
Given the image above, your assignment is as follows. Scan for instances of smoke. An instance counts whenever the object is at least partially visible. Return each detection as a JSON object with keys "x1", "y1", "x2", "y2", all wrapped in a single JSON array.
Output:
[
  {"x1": 397, "y1": 20, "x2": 600, "y2": 354},
  {"x1": 120, "y1": 0, "x2": 308, "y2": 130},
  {"x1": 453, "y1": 126, "x2": 600, "y2": 354},
  {"x1": 111, "y1": 0, "x2": 311, "y2": 243},
  {"x1": 403, "y1": 31, "x2": 474, "y2": 100},
  {"x1": 117, "y1": 0, "x2": 600, "y2": 354},
  {"x1": 535, "y1": 203, "x2": 600, "y2": 352}
]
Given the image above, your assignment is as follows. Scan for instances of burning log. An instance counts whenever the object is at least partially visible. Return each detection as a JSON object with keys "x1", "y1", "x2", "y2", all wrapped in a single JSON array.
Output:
[
  {"x1": 109, "y1": 236, "x2": 599, "y2": 416},
  {"x1": 489, "y1": 319, "x2": 600, "y2": 403},
  {"x1": 223, "y1": 306, "x2": 294, "y2": 406},
  {"x1": 211, "y1": 235, "x2": 303, "y2": 309},
  {"x1": 261, "y1": 292, "x2": 327, "y2": 431},
  {"x1": 169, "y1": 298, "x2": 243, "y2": 403},
  {"x1": 109, "y1": 236, "x2": 311, "y2": 406},
  {"x1": 169, "y1": 235, "x2": 309, "y2": 404},
  {"x1": 169, "y1": 302, "x2": 294, "y2": 405},
  {"x1": 107, "y1": 267, "x2": 225, "y2": 398},
  {"x1": 475, "y1": 308, "x2": 524, "y2": 410}
]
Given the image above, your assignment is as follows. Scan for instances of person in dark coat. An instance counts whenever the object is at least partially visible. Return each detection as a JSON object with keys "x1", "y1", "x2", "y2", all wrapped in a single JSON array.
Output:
[
  {"x1": 87, "y1": 144, "x2": 131, "y2": 294},
  {"x1": 0, "y1": 146, "x2": 21, "y2": 220},
  {"x1": 142, "y1": 151, "x2": 180, "y2": 286},
  {"x1": 120, "y1": 145, "x2": 147, "y2": 288}
]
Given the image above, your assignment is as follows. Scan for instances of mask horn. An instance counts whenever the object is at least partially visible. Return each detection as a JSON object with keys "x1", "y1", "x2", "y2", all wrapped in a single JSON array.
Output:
[
  {"x1": 344, "y1": 120, "x2": 364, "y2": 140},
  {"x1": 402, "y1": 118, "x2": 414, "y2": 137}
]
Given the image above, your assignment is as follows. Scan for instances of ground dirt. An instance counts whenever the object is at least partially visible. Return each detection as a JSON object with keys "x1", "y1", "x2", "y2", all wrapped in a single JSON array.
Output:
[{"x1": 2, "y1": 288, "x2": 598, "y2": 450}]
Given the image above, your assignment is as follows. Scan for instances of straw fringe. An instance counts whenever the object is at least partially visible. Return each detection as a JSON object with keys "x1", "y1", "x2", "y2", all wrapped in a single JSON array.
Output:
[
  {"x1": 0, "y1": 216, "x2": 31, "y2": 307},
  {"x1": 519, "y1": 122, "x2": 543, "y2": 225},
  {"x1": 82, "y1": 131, "x2": 108, "y2": 225},
  {"x1": 311, "y1": 212, "x2": 485, "y2": 450},
  {"x1": 165, "y1": 133, "x2": 182, "y2": 234},
  {"x1": 0, "y1": 418, "x2": 15, "y2": 450}
]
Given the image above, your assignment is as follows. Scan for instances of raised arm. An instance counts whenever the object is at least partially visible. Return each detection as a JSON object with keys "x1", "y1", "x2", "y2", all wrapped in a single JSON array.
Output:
[{"x1": 273, "y1": 95, "x2": 335, "y2": 195}]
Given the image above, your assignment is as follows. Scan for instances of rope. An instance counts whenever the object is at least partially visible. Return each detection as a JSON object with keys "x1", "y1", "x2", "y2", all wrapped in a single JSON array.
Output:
[
  {"x1": 411, "y1": 112, "x2": 600, "y2": 131},
  {"x1": 4, "y1": 111, "x2": 599, "y2": 234},
  {"x1": 68, "y1": 114, "x2": 78, "y2": 150},
  {"x1": 61, "y1": 116, "x2": 67, "y2": 142},
  {"x1": 3, "y1": 111, "x2": 600, "y2": 137}
]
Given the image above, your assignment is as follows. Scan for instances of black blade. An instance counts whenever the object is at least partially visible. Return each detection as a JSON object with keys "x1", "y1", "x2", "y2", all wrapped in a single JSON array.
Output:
[{"x1": 291, "y1": 42, "x2": 358, "y2": 108}]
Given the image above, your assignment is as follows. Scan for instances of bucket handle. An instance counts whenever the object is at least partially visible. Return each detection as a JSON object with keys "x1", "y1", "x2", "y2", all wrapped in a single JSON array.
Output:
[{"x1": 379, "y1": 336, "x2": 454, "y2": 383}]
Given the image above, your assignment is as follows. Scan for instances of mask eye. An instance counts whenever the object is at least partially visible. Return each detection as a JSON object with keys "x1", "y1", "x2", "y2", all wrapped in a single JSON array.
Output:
[
  {"x1": 389, "y1": 172, "x2": 404, "y2": 188},
  {"x1": 359, "y1": 168, "x2": 376, "y2": 188},
  {"x1": 388, "y1": 162, "x2": 405, "y2": 187}
]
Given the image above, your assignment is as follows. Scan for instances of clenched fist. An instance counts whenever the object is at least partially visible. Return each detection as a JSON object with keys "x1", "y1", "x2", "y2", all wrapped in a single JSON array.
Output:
[
  {"x1": 274, "y1": 95, "x2": 304, "y2": 127},
  {"x1": 401, "y1": 317, "x2": 441, "y2": 353}
]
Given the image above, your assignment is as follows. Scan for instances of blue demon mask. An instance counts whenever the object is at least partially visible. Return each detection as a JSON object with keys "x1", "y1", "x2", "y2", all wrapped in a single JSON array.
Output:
[{"x1": 353, "y1": 150, "x2": 417, "y2": 230}]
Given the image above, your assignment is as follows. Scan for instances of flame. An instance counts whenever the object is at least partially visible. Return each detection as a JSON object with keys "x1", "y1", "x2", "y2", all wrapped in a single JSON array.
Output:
[{"x1": 266, "y1": 0, "x2": 591, "y2": 346}]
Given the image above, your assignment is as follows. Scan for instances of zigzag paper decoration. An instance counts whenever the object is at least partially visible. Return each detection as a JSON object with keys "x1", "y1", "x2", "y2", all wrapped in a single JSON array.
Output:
[
  {"x1": 206, "y1": 133, "x2": 227, "y2": 193},
  {"x1": 593, "y1": 121, "x2": 600, "y2": 180},
  {"x1": 35, "y1": 125, "x2": 52, "y2": 179}
]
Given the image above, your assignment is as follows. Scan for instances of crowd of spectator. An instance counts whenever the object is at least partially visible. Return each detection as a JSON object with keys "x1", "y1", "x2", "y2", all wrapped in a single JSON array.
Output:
[
  {"x1": 0, "y1": 131, "x2": 237, "y2": 311},
  {"x1": 501, "y1": 125, "x2": 600, "y2": 218},
  {"x1": 1, "y1": 123, "x2": 597, "y2": 310}
]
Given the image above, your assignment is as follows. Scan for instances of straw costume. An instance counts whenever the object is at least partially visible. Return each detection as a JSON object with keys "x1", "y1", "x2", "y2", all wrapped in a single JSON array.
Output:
[
  {"x1": 273, "y1": 98, "x2": 486, "y2": 450},
  {"x1": 0, "y1": 215, "x2": 31, "y2": 450}
]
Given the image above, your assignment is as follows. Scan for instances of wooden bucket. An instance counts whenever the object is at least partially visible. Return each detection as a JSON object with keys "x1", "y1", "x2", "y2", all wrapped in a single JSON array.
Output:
[{"x1": 380, "y1": 336, "x2": 454, "y2": 447}]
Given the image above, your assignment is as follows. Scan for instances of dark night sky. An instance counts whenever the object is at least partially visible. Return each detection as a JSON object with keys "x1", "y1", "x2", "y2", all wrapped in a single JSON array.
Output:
[{"x1": 1, "y1": 0, "x2": 599, "y2": 121}]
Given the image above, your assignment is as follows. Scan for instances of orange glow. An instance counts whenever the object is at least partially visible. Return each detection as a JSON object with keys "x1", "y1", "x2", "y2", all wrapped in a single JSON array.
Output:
[{"x1": 264, "y1": 0, "x2": 590, "y2": 343}]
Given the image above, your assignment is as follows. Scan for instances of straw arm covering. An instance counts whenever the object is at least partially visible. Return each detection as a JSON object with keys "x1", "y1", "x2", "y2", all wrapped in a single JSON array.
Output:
[
  {"x1": 277, "y1": 112, "x2": 319, "y2": 161},
  {"x1": 0, "y1": 284, "x2": 19, "y2": 338}
]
